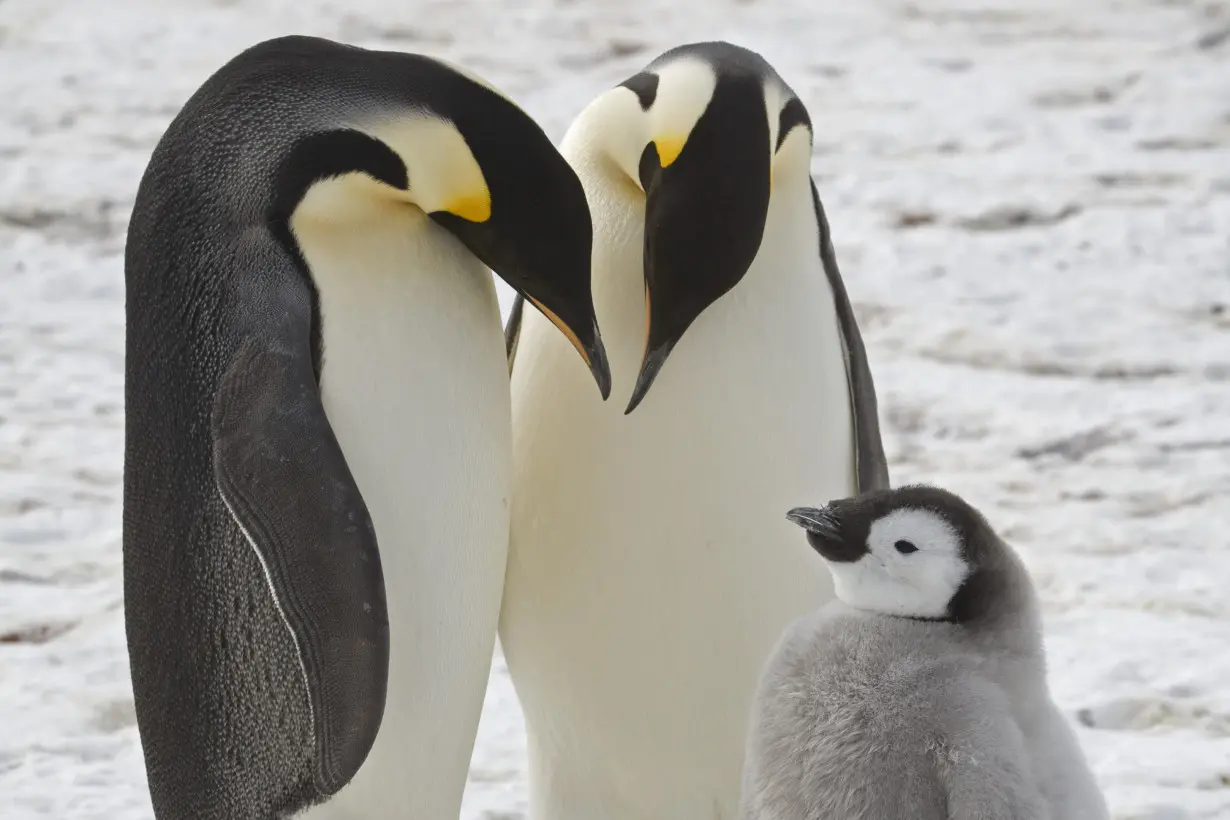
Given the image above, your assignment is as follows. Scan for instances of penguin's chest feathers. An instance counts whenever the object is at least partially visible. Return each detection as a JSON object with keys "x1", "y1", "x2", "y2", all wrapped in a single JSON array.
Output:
[{"x1": 297, "y1": 204, "x2": 512, "y2": 555}]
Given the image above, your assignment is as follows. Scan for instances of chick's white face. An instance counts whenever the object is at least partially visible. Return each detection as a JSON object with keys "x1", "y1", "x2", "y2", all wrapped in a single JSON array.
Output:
[{"x1": 827, "y1": 508, "x2": 971, "y2": 619}]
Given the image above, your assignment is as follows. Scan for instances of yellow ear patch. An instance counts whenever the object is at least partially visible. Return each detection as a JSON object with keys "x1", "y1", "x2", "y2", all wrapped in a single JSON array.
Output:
[
  {"x1": 654, "y1": 135, "x2": 687, "y2": 168},
  {"x1": 442, "y1": 190, "x2": 492, "y2": 223},
  {"x1": 361, "y1": 114, "x2": 493, "y2": 223}
]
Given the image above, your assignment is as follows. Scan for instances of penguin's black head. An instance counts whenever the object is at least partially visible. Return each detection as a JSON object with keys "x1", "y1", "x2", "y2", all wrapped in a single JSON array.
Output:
[
  {"x1": 423, "y1": 68, "x2": 611, "y2": 399},
  {"x1": 270, "y1": 43, "x2": 610, "y2": 398},
  {"x1": 567, "y1": 41, "x2": 815, "y2": 413},
  {"x1": 787, "y1": 485, "x2": 1022, "y2": 624}
]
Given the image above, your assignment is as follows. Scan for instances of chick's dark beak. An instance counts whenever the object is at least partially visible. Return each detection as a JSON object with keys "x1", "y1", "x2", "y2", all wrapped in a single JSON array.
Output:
[
  {"x1": 786, "y1": 506, "x2": 862, "y2": 563},
  {"x1": 786, "y1": 507, "x2": 840, "y2": 539}
]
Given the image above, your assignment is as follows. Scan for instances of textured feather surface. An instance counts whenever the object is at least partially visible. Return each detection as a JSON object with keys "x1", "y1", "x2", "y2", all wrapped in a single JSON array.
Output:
[{"x1": 2, "y1": 1, "x2": 1228, "y2": 818}]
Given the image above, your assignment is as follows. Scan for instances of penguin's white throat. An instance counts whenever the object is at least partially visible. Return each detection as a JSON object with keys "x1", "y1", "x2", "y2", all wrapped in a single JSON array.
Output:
[{"x1": 288, "y1": 174, "x2": 512, "y2": 820}]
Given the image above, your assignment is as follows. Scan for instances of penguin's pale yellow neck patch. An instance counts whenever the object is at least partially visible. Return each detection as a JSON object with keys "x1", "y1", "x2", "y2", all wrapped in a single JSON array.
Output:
[
  {"x1": 363, "y1": 114, "x2": 492, "y2": 223},
  {"x1": 291, "y1": 170, "x2": 419, "y2": 230},
  {"x1": 648, "y1": 59, "x2": 717, "y2": 170},
  {"x1": 569, "y1": 58, "x2": 718, "y2": 192},
  {"x1": 764, "y1": 80, "x2": 815, "y2": 195},
  {"x1": 771, "y1": 121, "x2": 813, "y2": 192},
  {"x1": 763, "y1": 79, "x2": 789, "y2": 163}
]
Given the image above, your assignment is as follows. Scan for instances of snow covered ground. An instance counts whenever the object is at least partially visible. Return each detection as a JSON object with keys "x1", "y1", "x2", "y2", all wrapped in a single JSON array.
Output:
[{"x1": 1, "y1": 0, "x2": 1228, "y2": 817}]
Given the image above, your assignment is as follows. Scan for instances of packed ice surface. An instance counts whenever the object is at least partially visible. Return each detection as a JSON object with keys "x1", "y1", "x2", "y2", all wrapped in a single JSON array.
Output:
[{"x1": 1, "y1": 0, "x2": 1228, "y2": 817}]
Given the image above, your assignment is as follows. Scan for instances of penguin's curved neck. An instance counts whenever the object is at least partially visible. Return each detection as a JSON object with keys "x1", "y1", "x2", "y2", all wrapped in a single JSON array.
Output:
[{"x1": 954, "y1": 559, "x2": 1044, "y2": 657}]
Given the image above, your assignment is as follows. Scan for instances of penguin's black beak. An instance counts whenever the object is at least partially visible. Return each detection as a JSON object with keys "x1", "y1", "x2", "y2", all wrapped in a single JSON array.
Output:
[
  {"x1": 786, "y1": 507, "x2": 841, "y2": 540},
  {"x1": 786, "y1": 506, "x2": 861, "y2": 563},
  {"x1": 429, "y1": 119, "x2": 612, "y2": 401},
  {"x1": 522, "y1": 295, "x2": 612, "y2": 400},
  {"x1": 624, "y1": 77, "x2": 773, "y2": 414},
  {"x1": 437, "y1": 203, "x2": 612, "y2": 400}
]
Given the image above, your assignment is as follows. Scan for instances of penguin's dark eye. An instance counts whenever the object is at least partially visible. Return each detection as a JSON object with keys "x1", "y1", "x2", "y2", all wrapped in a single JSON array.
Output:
[{"x1": 894, "y1": 540, "x2": 918, "y2": 555}]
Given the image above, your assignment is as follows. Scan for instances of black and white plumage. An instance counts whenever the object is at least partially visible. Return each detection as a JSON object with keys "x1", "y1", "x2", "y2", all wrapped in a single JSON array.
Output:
[
  {"x1": 123, "y1": 35, "x2": 608, "y2": 820},
  {"x1": 741, "y1": 486, "x2": 1110, "y2": 820},
  {"x1": 499, "y1": 41, "x2": 888, "y2": 820}
]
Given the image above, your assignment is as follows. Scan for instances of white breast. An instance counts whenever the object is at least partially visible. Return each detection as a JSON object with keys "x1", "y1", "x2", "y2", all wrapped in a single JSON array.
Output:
[
  {"x1": 291, "y1": 181, "x2": 511, "y2": 820},
  {"x1": 501, "y1": 151, "x2": 857, "y2": 820}
]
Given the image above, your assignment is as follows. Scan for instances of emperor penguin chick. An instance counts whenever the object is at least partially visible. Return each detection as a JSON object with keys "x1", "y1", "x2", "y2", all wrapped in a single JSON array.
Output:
[{"x1": 741, "y1": 485, "x2": 1109, "y2": 820}]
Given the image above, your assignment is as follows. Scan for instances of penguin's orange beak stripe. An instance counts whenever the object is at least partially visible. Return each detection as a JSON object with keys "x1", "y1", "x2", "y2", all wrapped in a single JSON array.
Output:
[
  {"x1": 642, "y1": 281, "x2": 651, "y2": 361},
  {"x1": 527, "y1": 296, "x2": 591, "y2": 368}
]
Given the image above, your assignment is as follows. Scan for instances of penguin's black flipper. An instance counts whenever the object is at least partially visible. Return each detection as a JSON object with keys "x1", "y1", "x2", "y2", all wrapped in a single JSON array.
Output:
[
  {"x1": 212, "y1": 263, "x2": 390, "y2": 800},
  {"x1": 505, "y1": 292, "x2": 525, "y2": 372},
  {"x1": 810, "y1": 181, "x2": 891, "y2": 493}
]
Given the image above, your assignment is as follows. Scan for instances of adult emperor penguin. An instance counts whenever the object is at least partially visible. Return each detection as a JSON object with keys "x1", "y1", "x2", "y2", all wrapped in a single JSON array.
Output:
[
  {"x1": 500, "y1": 42, "x2": 889, "y2": 820},
  {"x1": 123, "y1": 35, "x2": 610, "y2": 820},
  {"x1": 740, "y1": 486, "x2": 1109, "y2": 820}
]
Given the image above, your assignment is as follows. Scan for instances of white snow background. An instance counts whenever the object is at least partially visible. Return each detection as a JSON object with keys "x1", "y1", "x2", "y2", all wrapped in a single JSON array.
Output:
[{"x1": 2, "y1": 0, "x2": 1229, "y2": 817}]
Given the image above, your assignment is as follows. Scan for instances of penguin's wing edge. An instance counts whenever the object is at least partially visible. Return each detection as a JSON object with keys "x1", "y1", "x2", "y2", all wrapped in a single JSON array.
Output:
[
  {"x1": 935, "y1": 675, "x2": 1051, "y2": 820},
  {"x1": 505, "y1": 291, "x2": 525, "y2": 372},
  {"x1": 809, "y1": 180, "x2": 891, "y2": 493},
  {"x1": 211, "y1": 274, "x2": 390, "y2": 799}
]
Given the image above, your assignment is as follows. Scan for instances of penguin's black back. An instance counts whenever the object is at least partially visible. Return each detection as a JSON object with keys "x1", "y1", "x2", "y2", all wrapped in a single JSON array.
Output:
[{"x1": 122, "y1": 35, "x2": 478, "y2": 818}]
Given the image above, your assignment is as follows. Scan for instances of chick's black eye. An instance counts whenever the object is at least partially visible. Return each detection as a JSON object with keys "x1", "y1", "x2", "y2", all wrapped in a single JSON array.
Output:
[{"x1": 894, "y1": 540, "x2": 918, "y2": 555}]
